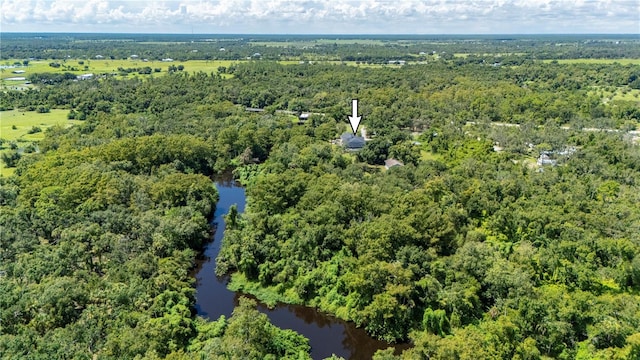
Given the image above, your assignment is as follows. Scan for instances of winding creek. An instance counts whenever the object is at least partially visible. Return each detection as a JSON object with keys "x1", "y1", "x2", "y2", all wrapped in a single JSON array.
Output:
[{"x1": 193, "y1": 174, "x2": 409, "y2": 360}]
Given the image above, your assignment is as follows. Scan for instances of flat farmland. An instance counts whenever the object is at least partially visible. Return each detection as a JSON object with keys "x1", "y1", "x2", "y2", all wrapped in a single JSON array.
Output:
[
  {"x1": 1, "y1": 59, "x2": 310, "y2": 86},
  {"x1": 0, "y1": 109, "x2": 81, "y2": 142},
  {"x1": 1, "y1": 59, "x2": 244, "y2": 83},
  {"x1": 0, "y1": 109, "x2": 82, "y2": 176}
]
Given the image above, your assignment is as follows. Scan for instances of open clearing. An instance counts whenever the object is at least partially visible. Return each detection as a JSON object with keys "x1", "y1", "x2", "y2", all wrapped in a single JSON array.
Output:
[
  {"x1": 1, "y1": 59, "x2": 404, "y2": 87},
  {"x1": 0, "y1": 109, "x2": 82, "y2": 176},
  {"x1": 0, "y1": 59, "x2": 309, "y2": 86},
  {"x1": 542, "y1": 58, "x2": 640, "y2": 65},
  {"x1": 589, "y1": 86, "x2": 640, "y2": 102},
  {"x1": 1, "y1": 59, "x2": 246, "y2": 85},
  {"x1": 250, "y1": 39, "x2": 386, "y2": 47},
  {"x1": 0, "y1": 109, "x2": 80, "y2": 142}
]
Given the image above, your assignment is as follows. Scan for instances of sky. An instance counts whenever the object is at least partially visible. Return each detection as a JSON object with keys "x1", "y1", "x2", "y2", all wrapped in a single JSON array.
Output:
[{"x1": 1, "y1": 0, "x2": 638, "y2": 34}]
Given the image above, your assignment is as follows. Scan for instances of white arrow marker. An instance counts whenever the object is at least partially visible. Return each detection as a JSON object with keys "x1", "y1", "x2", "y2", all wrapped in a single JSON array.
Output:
[{"x1": 348, "y1": 99, "x2": 362, "y2": 135}]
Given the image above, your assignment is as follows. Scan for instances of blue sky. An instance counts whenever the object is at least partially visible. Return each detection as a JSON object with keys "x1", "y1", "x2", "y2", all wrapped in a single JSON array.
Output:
[{"x1": 1, "y1": 0, "x2": 638, "y2": 34}]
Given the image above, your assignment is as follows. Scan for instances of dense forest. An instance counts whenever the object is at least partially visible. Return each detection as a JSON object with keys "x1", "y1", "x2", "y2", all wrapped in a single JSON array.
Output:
[{"x1": 1, "y1": 34, "x2": 640, "y2": 359}]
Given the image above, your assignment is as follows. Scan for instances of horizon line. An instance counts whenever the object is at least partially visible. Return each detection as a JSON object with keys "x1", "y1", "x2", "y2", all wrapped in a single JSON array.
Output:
[{"x1": 1, "y1": 31, "x2": 638, "y2": 36}]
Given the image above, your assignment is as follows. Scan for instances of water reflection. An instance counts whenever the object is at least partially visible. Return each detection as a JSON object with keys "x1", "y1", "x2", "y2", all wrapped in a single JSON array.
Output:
[{"x1": 193, "y1": 173, "x2": 409, "y2": 359}]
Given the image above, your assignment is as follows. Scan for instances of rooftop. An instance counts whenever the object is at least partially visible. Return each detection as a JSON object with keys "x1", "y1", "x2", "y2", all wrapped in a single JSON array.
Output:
[{"x1": 340, "y1": 133, "x2": 365, "y2": 150}]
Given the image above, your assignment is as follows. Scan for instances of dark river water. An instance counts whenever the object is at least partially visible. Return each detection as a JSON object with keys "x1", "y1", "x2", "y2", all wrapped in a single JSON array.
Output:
[{"x1": 193, "y1": 174, "x2": 410, "y2": 360}]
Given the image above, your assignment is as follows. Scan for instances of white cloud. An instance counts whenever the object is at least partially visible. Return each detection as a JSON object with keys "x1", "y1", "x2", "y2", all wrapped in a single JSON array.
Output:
[{"x1": 0, "y1": 0, "x2": 637, "y2": 33}]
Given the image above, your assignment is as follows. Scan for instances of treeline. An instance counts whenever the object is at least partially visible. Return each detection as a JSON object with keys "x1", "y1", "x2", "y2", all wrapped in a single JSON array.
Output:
[
  {"x1": 2, "y1": 34, "x2": 639, "y2": 61},
  {"x1": 3, "y1": 60, "x2": 639, "y2": 133}
]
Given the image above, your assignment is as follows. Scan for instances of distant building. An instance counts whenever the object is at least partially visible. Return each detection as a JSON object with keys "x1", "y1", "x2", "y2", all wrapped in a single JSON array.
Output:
[
  {"x1": 77, "y1": 73, "x2": 94, "y2": 80},
  {"x1": 298, "y1": 113, "x2": 310, "y2": 124},
  {"x1": 384, "y1": 159, "x2": 404, "y2": 169},
  {"x1": 130, "y1": 55, "x2": 139, "y2": 59},
  {"x1": 12, "y1": 70, "x2": 25, "y2": 74},
  {"x1": 537, "y1": 147, "x2": 576, "y2": 166},
  {"x1": 95, "y1": 55, "x2": 104, "y2": 59},
  {"x1": 340, "y1": 133, "x2": 365, "y2": 150},
  {"x1": 162, "y1": 58, "x2": 174, "y2": 62},
  {"x1": 537, "y1": 153, "x2": 557, "y2": 166}
]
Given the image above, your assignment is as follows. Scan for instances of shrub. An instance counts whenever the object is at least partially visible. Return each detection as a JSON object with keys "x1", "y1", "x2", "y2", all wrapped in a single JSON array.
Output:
[{"x1": 27, "y1": 126, "x2": 42, "y2": 134}]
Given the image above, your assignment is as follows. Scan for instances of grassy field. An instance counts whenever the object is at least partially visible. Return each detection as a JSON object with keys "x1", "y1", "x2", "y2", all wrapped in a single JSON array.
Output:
[
  {"x1": 0, "y1": 59, "x2": 249, "y2": 87},
  {"x1": 0, "y1": 59, "x2": 313, "y2": 87},
  {"x1": 589, "y1": 86, "x2": 640, "y2": 102},
  {"x1": 0, "y1": 109, "x2": 80, "y2": 141},
  {"x1": 322, "y1": 60, "x2": 407, "y2": 68},
  {"x1": 250, "y1": 39, "x2": 386, "y2": 47},
  {"x1": 1, "y1": 58, "x2": 409, "y2": 89},
  {"x1": 1, "y1": 59, "x2": 242, "y2": 75},
  {"x1": 610, "y1": 88, "x2": 640, "y2": 101},
  {"x1": 420, "y1": 149, "x2": 442, "y2": 162},
  {"x1": 315, "y1": 39, "x2": 386, "y2": 45},
  {"x1": 250, "y1": 41, "x2": 317, "y2": 48},
  {"x1": 454, "y1": 53, "x2": 528, "y2": 58},
  {"x1": 542, "y1": 58, "x2": 640, "y2": 65},
  {"x1": 0, "y1": 109, "x2": 82, "y2": 177}
]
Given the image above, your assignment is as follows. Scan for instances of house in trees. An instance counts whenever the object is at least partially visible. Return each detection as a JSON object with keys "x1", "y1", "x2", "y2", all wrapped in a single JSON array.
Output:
[
  {"x1": 384, "y1": 158, "x2": 404, "y2": 169},
  {"x1": 76, "y1": 73, "x2": 94, "y2": 80},
  {"x1": 537, "y1": 147, "x2": 577, "y2": 166},
  {"x1": 298, "y1": 113, "x2": 310, "y2": 124},
  {"x1": 340, "y1": 133, "x2": 365, "y2": 150},
  {"x1": 537, "y1": 153, "x2": 557, "y2": 166}
]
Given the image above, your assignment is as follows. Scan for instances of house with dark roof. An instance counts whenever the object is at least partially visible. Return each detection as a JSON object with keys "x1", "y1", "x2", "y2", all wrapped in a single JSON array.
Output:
[{"x1": 340, "y1": 133, "x2": 365, "y2": 150}]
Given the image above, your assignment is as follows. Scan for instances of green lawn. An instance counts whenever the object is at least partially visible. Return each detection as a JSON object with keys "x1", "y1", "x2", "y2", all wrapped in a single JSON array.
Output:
[
  {"x1": 420, "y1": 149, "x2": 442, "y2": 161},
  {"x1": 0, "y1": 109, "x2": 80, "y2": 141},
  {"x1": 0, "y1": 109, "x2": 82, "y2": 177},
  {"x1": 0, "y1": 166, "x2": 16, "y2": 177}
]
